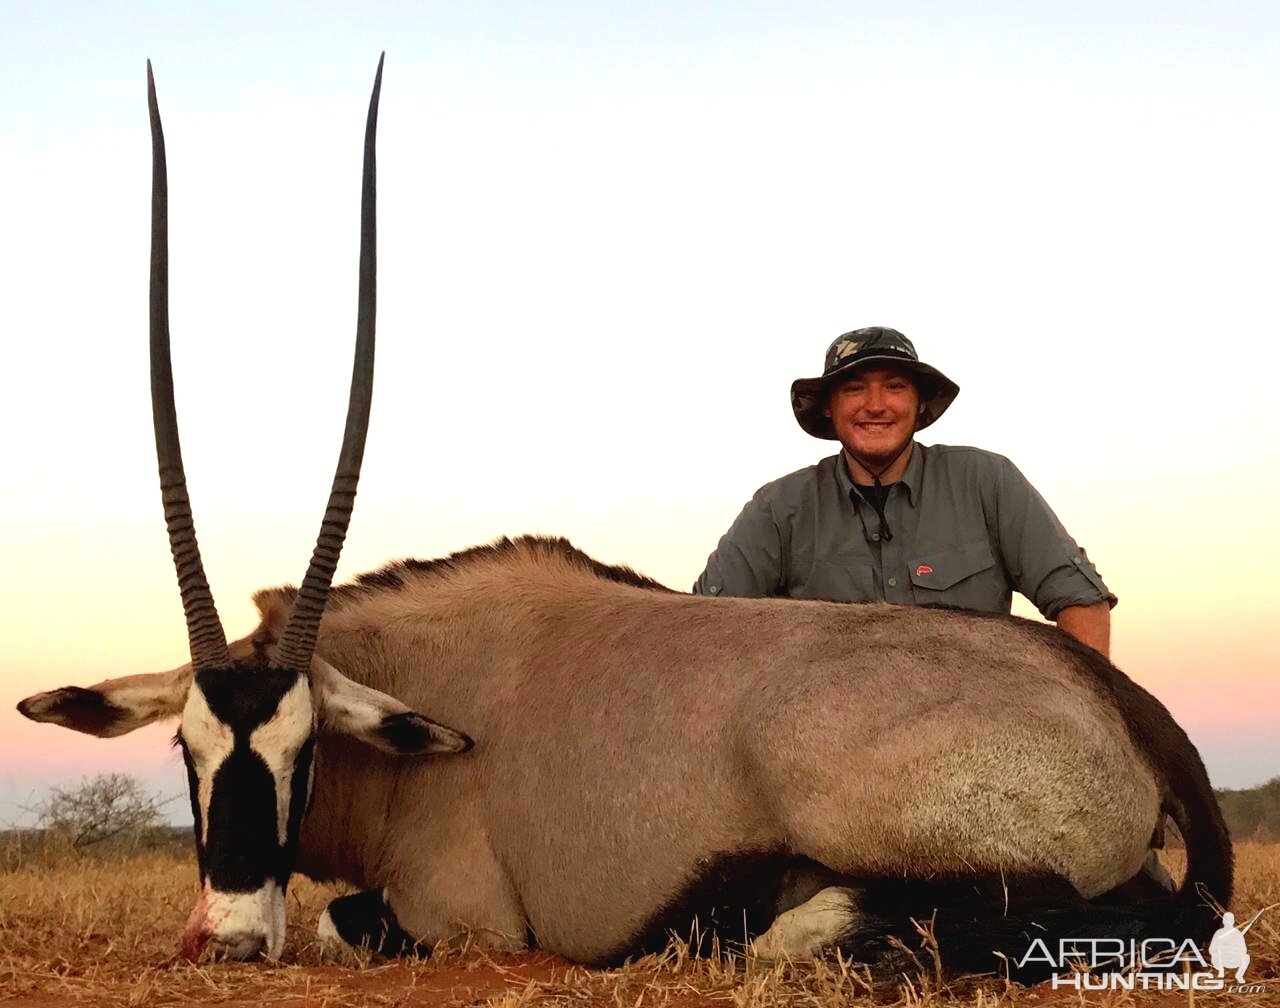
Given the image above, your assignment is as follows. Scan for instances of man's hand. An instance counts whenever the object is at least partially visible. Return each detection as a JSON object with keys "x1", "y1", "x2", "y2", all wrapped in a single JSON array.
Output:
[{"x1": 1056, "y1": 601, "x2": 1111, "y2": 657}]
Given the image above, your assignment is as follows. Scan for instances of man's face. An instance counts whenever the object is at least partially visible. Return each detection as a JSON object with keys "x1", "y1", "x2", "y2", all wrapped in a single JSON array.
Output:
[{"x1": 823, "y1": 365, "x2": 920, "y2": 463}]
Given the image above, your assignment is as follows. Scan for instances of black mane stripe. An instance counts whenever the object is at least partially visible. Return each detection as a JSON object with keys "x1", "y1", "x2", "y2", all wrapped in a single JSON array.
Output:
[{"x1": 261, "y1": 536, "x2": 673, "y2": 612}]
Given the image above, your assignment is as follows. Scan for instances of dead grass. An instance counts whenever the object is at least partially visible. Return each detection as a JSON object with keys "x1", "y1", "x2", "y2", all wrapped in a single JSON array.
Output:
[{"x1": 1, "y1": 843, "x2": 1277, "y2": 1007}]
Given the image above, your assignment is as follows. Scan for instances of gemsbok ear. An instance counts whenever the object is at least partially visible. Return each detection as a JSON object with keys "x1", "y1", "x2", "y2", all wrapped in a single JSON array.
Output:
[
  {"x1": 16, "y1": 667, "x2": 191, "y2": 738},
  {"x1": 309, "y1": 656, "x2": 473, "y2": 756}
]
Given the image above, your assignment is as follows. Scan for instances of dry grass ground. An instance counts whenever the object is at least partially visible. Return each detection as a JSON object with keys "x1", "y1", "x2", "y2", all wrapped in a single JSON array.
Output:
[{"x1": 1, "y1": 843, "x2": 1277, "y2": 1007}]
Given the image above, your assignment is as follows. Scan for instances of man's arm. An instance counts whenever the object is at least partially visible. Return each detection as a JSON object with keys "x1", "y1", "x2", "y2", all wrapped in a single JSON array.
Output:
[
  {"x1": 693, "y1": 492, "x2": 785, "y2": 598},
  {"x1": 1055, "y1": 601, "x2": 1111, "y2": 657},
  {"x1": 988, "y1": 455, "x2": 1117, "y2": 633}
]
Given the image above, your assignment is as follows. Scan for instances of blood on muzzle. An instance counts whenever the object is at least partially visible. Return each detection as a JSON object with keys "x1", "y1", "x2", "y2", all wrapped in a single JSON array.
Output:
[{"x1": 183, "y1": 882, "x2": 285, "y2": 960}]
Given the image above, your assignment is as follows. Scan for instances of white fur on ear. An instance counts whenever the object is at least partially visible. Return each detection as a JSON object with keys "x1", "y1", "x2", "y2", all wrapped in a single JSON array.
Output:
[
  {"x1": 17, "y1": 666, "x2": 192, "y2": 738},
  {"x1": 308, "y1": 656, "x2": 473, "y2": 756}
]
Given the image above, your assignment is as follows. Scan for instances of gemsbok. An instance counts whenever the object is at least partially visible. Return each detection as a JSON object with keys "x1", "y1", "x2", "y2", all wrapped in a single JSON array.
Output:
[{"x1": 18, "y1": 58, "x2": 1232, "y2": 983}]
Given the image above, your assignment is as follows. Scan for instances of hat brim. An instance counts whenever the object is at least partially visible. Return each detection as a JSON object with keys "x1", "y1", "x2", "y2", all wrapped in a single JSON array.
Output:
[{"x1": 790, "y1": 356, "x2": 960, "y2": 440}]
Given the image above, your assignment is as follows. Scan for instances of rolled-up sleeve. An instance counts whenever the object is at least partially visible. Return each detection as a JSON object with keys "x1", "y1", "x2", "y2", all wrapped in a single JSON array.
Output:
[
  {"x1": 990, "y1": 457, "x2": 1117, "y2": 620},
  {"x1": 693, "y1": 492, "x2": 785, "y2": 598}
]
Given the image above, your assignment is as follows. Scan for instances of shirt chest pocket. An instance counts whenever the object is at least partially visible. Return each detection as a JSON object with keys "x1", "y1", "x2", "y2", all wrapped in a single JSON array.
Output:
[
  {"x1": 907, "y1": 540, "x2": 1008, "y2": 612},
  {"x1": 788, "y1": 552, "x2": 879, "y2": 602}
]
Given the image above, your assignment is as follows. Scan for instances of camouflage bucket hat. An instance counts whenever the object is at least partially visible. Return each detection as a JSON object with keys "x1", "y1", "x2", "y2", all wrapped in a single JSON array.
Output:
[{"x1": 790, "y1": 326, "x2": 960, "y2": 440}]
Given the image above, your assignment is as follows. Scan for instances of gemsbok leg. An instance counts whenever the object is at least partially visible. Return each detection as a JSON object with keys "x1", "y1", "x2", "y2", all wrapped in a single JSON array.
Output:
[{"x1": 317, "y1": 889, "x2": 424, "y2": 956}]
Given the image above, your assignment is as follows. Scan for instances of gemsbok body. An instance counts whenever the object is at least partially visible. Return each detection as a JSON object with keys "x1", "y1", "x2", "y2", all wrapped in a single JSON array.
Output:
[{"x1": 19, "y1": 60, "x2": 1231, "y2": 982}]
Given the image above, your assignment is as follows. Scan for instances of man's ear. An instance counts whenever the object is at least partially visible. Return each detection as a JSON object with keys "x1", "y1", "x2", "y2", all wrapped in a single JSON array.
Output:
[
  {"x1": 17, "y1": 667, "x2": 192, "y2": 738},
  {"x1": 309, "y1": 656, "x2": 473, "y2": 756}
]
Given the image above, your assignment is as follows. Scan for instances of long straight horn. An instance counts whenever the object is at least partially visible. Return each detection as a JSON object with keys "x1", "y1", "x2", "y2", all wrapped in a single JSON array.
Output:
[
  {"x1": 274, "y1": 54, "x2": 384, "y2": 673},
  {"x1": 148, "y1": 61, "x2": 229, "y2": 670}
]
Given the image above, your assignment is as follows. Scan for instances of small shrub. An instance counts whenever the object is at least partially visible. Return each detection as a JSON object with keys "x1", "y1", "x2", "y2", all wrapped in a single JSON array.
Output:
[{"x1": 32, "y1": 773, "x2": 170, "y2": 852}]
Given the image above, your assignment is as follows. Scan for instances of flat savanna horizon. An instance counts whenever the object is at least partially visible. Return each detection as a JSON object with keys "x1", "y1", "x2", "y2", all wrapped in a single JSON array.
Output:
[{"x1": 2, "y1": 842, "x2": 1277, "y2": 1008}]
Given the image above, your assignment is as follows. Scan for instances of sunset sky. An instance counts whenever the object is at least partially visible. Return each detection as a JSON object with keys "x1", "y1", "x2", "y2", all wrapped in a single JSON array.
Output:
[{"x1": 2, "y1": 2, "x2": 1277, "y2": 825}]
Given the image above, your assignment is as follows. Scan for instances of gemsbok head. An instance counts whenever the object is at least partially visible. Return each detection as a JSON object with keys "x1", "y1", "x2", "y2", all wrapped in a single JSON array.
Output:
[{"x1": 17, "y1": 55, "x2": 473, "y2": 961}]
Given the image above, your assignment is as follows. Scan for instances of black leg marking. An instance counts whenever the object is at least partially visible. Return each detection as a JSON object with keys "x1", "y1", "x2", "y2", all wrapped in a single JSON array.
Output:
[
  {"x1": 598, "y1": 850, "x2": 821, "y2": 965},
  {"x1": 827, "y1": 873, "x2": 1193, "y2": 986},
  {"x1": 325, "y1": 889, "x2": 426, "y2": 957}
]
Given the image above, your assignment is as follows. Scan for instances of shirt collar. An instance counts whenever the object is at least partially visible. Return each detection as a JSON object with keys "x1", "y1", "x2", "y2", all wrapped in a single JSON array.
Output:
[{"x1": 834, "y1": 442, "x2": 921, "y2": 507}]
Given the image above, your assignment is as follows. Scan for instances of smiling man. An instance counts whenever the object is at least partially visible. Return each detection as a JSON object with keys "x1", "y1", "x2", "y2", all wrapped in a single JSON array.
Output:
[{"x1": 693, "y1": 327, "x2": 1115, "y2": 655}]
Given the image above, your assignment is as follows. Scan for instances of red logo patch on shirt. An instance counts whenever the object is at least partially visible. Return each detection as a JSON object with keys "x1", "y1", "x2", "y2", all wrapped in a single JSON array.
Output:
[{"x1": 915, "y1": 564, "x2": 933, "y2": 576}]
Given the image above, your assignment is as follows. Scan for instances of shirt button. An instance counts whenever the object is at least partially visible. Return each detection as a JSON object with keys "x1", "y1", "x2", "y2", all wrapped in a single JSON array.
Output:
[
  {"x1": 871, "y1": 533, "x2": 881, "y2": 542},
  {"x1": 887, "y1": 577, "x2": 897, "y2": 587}
]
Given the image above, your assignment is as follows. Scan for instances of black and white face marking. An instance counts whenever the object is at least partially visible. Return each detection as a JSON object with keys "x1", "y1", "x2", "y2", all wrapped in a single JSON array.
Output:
[
  {"x1": 178, "y1": 666, "x2": 315, "y2": 960},
  {"x1": 17, "y1": 648, "x2": 474, "y2": 961}
]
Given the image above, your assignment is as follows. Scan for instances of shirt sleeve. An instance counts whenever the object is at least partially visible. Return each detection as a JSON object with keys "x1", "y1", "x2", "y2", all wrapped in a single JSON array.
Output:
[
  {"x1": 693, "y1": 490, "x2": 785, "y2": 598},
  {"x1": 990, "y1": 457, "x2": 1118, "y2": 620}
]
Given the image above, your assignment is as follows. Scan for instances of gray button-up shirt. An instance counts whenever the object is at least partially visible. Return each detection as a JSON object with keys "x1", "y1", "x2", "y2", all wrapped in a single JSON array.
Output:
[{"x1": 693, "y1": 444, "x2": 1115, "y2": 618}]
